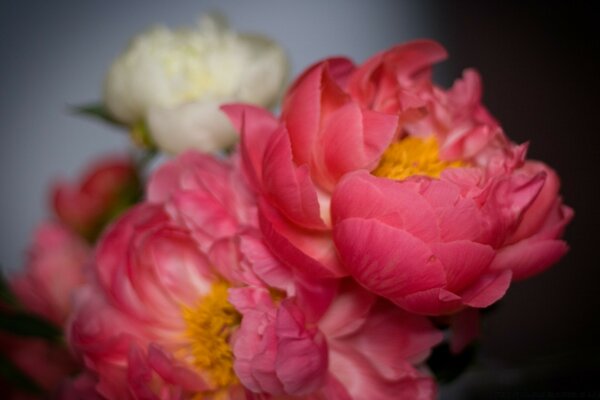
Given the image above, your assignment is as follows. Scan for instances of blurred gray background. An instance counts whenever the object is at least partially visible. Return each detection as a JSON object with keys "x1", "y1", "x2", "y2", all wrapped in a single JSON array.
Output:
[{"x1": 1, "y1": 0, "x2": 598, "y2": 398}]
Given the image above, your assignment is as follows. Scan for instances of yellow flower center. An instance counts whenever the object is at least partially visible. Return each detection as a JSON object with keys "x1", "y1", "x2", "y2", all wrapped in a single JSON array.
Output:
[
  {"x1": 372, "y1": 136, "x2": 465, "y2": 180},
  {"x1": 182, "y1": 281, "x2": 240, "y2": 389}
]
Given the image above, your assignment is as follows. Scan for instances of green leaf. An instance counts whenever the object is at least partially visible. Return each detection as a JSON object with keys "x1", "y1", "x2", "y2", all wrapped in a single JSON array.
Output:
[
  {"x1": 0, "y1": 312, "x2": 61, "y2": 341},
  {"x1": 427, "y1": 342, "x2": 478, "y2": 384},
  {"x1": 0, "y1": 353, "x2": 44, "y2": 395},
  {"x1": 0, "y1": 273, "x2": 19, "y2": 307},
  {"x1": 71, "y1": 102, "x2": 124, "y2": 127}
]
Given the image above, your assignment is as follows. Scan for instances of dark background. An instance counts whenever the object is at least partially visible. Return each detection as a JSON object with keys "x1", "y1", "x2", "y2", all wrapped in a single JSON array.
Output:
[
  {"x1": 1, "y1": 1, "x2": 599, "y2": 398},
  {"x1": 430, "y1": 2, "x2": 600, "y2": 398}
]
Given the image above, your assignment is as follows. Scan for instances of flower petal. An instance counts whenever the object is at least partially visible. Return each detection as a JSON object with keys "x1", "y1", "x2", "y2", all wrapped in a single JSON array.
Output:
[
  {"x1": 221, "y1": 104, "x2": 279, "y2": 188},
  {"x1": 429, "y1": 240, "x2": 495, "y2": 294},
  {"x1": 334, "y1": 218, "x2": 446, "y2": 303},
  {"x1": 491, "y1": 239, "x2": 569, "y2": 281},
  {"x1": 262, "y1": 127, "x2": 327, "y2": 229},
  {"x1": 461, "y1": 269, "x2": 512, "y2": 308},
  {"x1": 259, "y1": 200, "x2": 345, "y2": 278}
]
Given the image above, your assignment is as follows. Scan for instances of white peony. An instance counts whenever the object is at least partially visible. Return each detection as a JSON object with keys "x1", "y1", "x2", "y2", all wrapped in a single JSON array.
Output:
[{"x1": 104, "y1": 14, "x2": 288, "y2": 154}]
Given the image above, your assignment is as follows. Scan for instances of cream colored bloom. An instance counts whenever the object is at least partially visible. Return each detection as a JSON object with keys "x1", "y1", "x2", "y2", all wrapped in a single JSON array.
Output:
[{"x1": 104, "y1": 14, "x2": 288, "y2": 154}]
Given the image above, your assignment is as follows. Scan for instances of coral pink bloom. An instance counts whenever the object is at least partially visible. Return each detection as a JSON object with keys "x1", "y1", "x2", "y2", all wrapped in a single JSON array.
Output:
[
  {"x1": 490, "y1": 161, "x2": 573, "y2": 280},
  {"x1": 69, "y1": 152, "x2": 266, "y2": 399},
  {"x1": 52, "y1": 154, "x2": 139, "y2": 240},
  {"x1": 69, "y1": 203, "x2": 248, "y2": 399},
  {"x1": 0, "y1": 332, "x2": 79, "y2": 398},
  {"x1": 10, "y1": 222, "x2": 89, "y2": 325},
  {"x1": 222, "y1": 88, "x2": 398, "y2": 279},
  {"x1": 226, "y1": 40, "x2": 571, "y2": 315},
  {"x1": 57, "y1": 372, "x2": 104, "y2": 400},
  {"x1": 230, "y1": 280, "x2": 442, "y2": 399},
  {"x1": 148, "y1": 151, "x2": 257, "y2": 254}
]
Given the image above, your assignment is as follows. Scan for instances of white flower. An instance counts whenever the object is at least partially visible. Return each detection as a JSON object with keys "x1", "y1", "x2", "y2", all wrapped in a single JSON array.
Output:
[{"x1": 104, "y1": 14, "x2": 288, "y2": 154}]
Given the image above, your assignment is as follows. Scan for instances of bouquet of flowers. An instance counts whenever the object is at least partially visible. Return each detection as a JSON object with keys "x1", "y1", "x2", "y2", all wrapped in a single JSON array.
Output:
[{"x1": 1, "y1": 14, "x2": 572, "y2": 399}]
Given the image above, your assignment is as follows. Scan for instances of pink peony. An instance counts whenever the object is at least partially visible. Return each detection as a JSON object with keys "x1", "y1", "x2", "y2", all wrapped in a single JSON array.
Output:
[
  {"x1": 10, "y1": 222, "x2": 89, "y2": 325},
  {"x1": 5, "y1": 211, "x2": 89, "y2": 397},
  {"x1": 56, "y1": 372, "x2": 104, "y2": 400},
  {"x1": 69, "y1": 202, "x2": 246, "y2": 399},
  {"x1": 69, "y1": 149, "x2": 441, "y2": 399},
  {"x1": 52, "y1": 154, "x2": 139, "y2": 241},
  {"x1": 69, "y1": 151, "x2": 263, "y2": 399},
  {"x1": 225, "y1": 40, "x2": 572, "y2": 315},
  {"x1": 0, "y1": 332, "x2": 80, "y2": 398},
  {"x1": 229, "y1": 279, "x2": 442, "y2": 399},
  {"x1": 489, "y1": 161, "x2": 573, "y2": 281}
]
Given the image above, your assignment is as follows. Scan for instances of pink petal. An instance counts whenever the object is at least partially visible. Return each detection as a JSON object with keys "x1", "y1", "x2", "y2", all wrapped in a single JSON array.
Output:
[
  {"x1": 168, "y1": 190, "x2": 239, "y2": 242},
  {"x1": 344, "y1": 302, "x2": 443, "y2": 379},
  {"x1": 429, "y1": 241, "x2": 495, "y2": 294},
  {"x1": 283, "y1": 59, "x2": 352, "y2": 167},
  {"x1": 508, "y1": 161, "x2": 564, "y2": 243},
  {"x1": 318, "y1": 282, "x2": 377, "y2": 338},
  {"x1": 282, "y1": 62, "x2": 323, "y2": 166},
  {"x1": 326, "y1": 57, "x2": 356, "y2": 88},
  {"x1": 293, "y1": 277, "x2": 338, "y2": 324},
  {"x1": 229, "y1": 287, "x2": 283, "y2": 395},
  {"x1": 239, "y1": 234, "x2": 294, "y2": 291},
  {"x1": 127, "y1": 345, "x2": 158, "y2": 400},
  {"x1": 332, "y1": 172, "x2": 439, "y2": 243},
  {"x1": 221, "y1": 104, "x2": 279, "y2": 188},
  {"x1": 349, "y1": 40, "x2": 447, "y2": 106},
  {"x1": 147, "y1": 344, "x2": 208, "y2": 392},
  {"x1": 140, "y1": 226, "x2": 213, "y2": 310},
  {"x1": 491, "y1": 239, "x2": 569, "y2": 281},
  {"x1": 397, "y1": 287, "x2": 462, "y2": 316},
  {"x1": 262, "y1": 127, "x2": 327, "y2": 229},
  {"x1": 147, "y1": 150, "x2": 229, "y2": 204},
  {"x1": 259, "y1": 199, "x2": 345, "y2": 278},
  {"x1": 315, "y1": 374, "x2": 353, "y2": 400},
  {"x1": 328, "y1": 346, "x2": 437, "y2": 400},
  {"x1": 320, "y1": 103, "x2": 398, "y2": 188},
  {"x1": 333, "y1": 218, "x2": 446, "y2": 303},
  {"x1": 419, "y1": 178, "x2": 485, "y2": 241},
  {"x1": 461, "y1": 270, "x2": 512, "y2": 308},
  {"x1": 275, "y1": 302, "x2": 328, "y2": 396}
]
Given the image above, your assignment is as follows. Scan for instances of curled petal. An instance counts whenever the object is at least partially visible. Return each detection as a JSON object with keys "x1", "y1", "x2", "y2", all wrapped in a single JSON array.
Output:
[
  {"x1": 259, "y1": 198, "x2": 345, "y2": 278},
  {"x1": 221, "y1": 104, "x2": 279, "y2": 188},
  {"x1": 461, "y1": 270, "x2": 512, "y2": 308},
  {"x1": 491, "y1": 239, "x2": 569, "y2": 281},
  {"x1": 275, "y1": 301, "x2": 328, "y2": 396},
  {"x1": 349, "y1": 40, "x2": 448, "y2": 110},
  {"x1": 320, "y1": 103, "x2": 398, "y2": 188},
  {"x1": 262, "y1": 127, "x2": 327, "y2": 229}
]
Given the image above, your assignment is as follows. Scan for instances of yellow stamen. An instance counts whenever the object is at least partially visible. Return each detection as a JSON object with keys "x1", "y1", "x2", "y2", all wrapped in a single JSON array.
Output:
[
  {"x1": 182, "y1": 281, "x2": 240, "y2": 389},
  {"x1": 373, "y1": 136, "x2": 465, "y2": 180}
]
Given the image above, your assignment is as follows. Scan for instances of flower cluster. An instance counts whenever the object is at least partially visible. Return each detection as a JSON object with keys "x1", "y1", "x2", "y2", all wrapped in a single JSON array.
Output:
[{"x1": 3, "y1": 16, "x2": 571, "y2": 400}]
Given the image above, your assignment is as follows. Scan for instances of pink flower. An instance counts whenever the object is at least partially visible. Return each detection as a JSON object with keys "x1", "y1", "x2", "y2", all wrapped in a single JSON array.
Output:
[
  {"x1": 52, "y1": 154, "x2": 139, "y2": 240},
  {"x1": 229, "y1": 280, "x2": 442, "y2": 399},
  {"x1": 10, "y1": 222, "x2": 89, "y2": 325},
  {"x1": 489, "y1": 161, "x2": 573, "y2": 280},
  {"x1": 225, "y1": 40, "x2": 572, "y2": 315},
  {"x1": 148, "y1": 151, "x2": 257, "y2": 249},
  {"x1": 69, "y1": 203, "x2": 244, "y2": 399},
  {"x1": 0, "y1": 332, "x2": 79, "y2": 398},
  {"x1": 69, "y1": 151, "x2": 262, "y2": 399},
  {"x1": 56, "y1": 372, "x2": 104, "y2": 400},
  {"x1": 4, "y1": 221, "x2": 88, "y2": 396}
]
